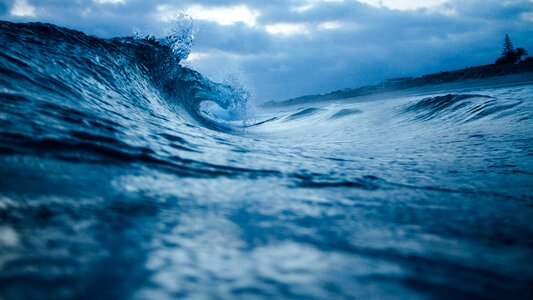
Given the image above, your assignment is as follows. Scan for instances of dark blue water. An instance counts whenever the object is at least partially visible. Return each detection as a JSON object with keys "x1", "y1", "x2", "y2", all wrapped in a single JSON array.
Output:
[{"x1": 1, "y1": 21, "x2": 533, "y2": 299}]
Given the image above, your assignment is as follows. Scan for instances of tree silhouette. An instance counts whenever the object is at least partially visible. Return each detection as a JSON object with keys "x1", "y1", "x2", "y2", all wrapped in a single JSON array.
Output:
[
  {"x1": 515, "y1": 47, "x2": 528, "y2": 61},
  {"x1": 503, "y1": 34, "x2": 514, "y2": 56},
  {"x1": 495, "y1": 34, "x2": 518, "y2": 64}
]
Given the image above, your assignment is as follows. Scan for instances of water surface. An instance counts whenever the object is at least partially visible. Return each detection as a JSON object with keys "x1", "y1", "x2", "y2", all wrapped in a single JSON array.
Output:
[{"x1": 1, "y1": 21, "x2": 533, "y2": 299}]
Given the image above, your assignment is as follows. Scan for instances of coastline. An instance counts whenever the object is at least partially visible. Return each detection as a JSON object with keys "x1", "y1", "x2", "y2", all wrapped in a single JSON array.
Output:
[{"x1": 264, "y1": 61, "x2": 533, "y2": 108}]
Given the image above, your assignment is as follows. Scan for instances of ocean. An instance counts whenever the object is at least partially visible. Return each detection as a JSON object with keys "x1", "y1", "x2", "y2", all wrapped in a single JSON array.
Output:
[{"x1": 1, "y1": 21, "x2": 532, "y2": 299}]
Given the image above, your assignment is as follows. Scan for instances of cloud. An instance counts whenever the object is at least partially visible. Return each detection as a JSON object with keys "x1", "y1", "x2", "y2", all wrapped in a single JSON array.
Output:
[
  {"x1": 265, "y1": 23, "x2": 310, "y2": 36},
  {"x1": 94, "y1": 0, "x2": 125, "y2": 4},
  {"x1": 186, "y1": 4, "x2": 260, "y2": 27},
  {"x1": 523, "y1": 10, "x2": 533, "y2": 21},
  {"x1": 358, "y1": 0, "x2": 447, "y2": 10},
  {"x1": 1, "y1": 0, "x2": 532, "y2": 102},
  {"x1": 10, "y1": 0, "x2": 35, "y2": 17}
]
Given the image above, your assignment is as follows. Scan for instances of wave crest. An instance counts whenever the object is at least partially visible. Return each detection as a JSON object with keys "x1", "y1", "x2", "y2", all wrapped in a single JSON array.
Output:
[{"x1": 158, "y1": 13, "x2": 196, "y2": 60}]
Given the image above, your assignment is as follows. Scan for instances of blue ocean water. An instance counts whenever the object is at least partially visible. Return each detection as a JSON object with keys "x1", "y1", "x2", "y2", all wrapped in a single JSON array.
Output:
[{"x1": 1, "y1": 21, "x2": 533, "y2": 299}]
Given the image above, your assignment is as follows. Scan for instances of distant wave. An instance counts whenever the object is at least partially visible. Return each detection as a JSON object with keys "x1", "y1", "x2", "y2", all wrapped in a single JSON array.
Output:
[
  {"x1": 285, "y1": 107, "x2": 323, "y2": 120},
  {"x1": 329, "y1": 108, "x2": 363, "y2": 119},
  {"x1": 403, "y1": 94, "x2": 523, "y2": 123}
]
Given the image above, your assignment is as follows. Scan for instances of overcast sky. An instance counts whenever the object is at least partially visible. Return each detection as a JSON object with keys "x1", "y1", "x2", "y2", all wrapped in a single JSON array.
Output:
[{"x1": 1, "y1": 0, "x2": 532, "y2": 102}]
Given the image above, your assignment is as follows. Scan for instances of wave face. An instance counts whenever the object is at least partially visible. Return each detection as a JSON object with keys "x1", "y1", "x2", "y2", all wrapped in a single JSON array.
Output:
[{"x1": 1, "y1": 21, "x2": 533, "y2": 299}]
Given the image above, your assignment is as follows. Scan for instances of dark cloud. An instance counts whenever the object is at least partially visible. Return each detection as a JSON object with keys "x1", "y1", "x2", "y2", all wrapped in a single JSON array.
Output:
[{"x1": 1, "y1": 0, "x2": 532, "y2": 102}]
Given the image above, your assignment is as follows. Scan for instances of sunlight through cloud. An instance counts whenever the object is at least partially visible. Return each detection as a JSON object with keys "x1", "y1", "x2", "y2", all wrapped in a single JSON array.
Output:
[
  {"x1": 94, "y1": 0, "x2": 126, "y2": 4},
  {"x1": 185, "y1": 5, "x2": 260, "y2": 27},
  {"x1": 10, "y1": 0, "x2": 36, "y2": 17},
  {"x1": 358, "y1": 0, "x2": 447, "y2": 10},
  {"x1": 265, "y1": 23, "x2": 310, "y2": 36}
]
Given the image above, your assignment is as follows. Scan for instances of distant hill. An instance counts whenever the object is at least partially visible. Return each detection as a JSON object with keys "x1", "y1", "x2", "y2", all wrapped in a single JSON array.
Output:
[{"x1": 263, "y1": 59, "x2": 533, "y2": 107}]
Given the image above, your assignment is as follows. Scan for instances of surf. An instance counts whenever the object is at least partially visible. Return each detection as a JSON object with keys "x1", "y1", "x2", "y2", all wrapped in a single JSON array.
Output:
[{"x1": 1, "y1": 20, "x2": 533, "y2": 300}]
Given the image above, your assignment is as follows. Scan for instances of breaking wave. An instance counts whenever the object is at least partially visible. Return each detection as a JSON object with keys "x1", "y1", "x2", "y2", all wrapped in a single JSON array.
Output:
[{"x1": 0, "y1": 21, "x2": 248, "y2": 131}]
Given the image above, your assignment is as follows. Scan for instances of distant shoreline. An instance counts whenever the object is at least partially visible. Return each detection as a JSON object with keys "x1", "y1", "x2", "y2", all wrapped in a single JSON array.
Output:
[{"x1": 263, "y1": 60, "x2": 533, "y2": 107}]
